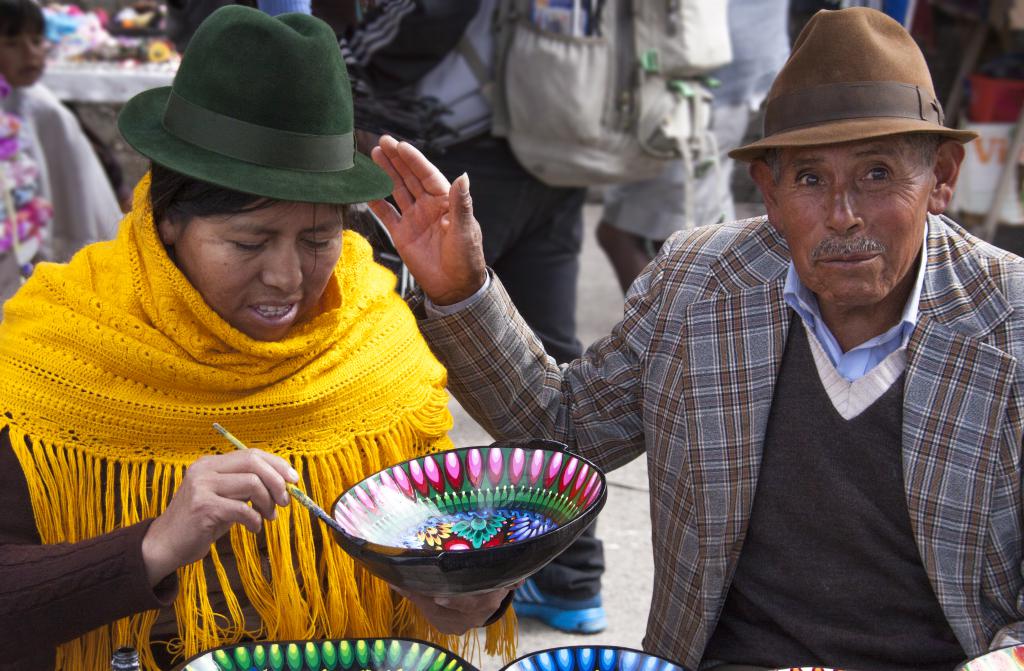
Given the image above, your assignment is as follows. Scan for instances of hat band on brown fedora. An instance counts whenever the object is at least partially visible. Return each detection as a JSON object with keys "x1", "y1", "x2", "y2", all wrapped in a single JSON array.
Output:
[
  {"x1": 763, "y1": 81, "x2": 945, "y2": 137},
  {"x1": 162, "y1": 91, "x2": 355, "y2": 173}
]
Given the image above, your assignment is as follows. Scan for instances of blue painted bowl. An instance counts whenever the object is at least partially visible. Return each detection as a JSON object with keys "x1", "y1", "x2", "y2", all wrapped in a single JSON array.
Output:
[{"x1": 500, "y1": 646, "x2": 687, "y2": 671}]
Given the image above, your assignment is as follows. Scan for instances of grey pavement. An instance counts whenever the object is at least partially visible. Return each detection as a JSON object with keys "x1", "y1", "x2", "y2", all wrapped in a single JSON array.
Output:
[{"x1": 451, "y1": 201, "x2": 765, "y2": 662}]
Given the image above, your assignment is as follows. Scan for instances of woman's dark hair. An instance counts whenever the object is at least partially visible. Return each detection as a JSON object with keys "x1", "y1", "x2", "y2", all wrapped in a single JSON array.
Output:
[
  {"x1": 149, "y1": 162, "x2": 349, "y2": 226},
  {"x1": 0, "y1": 0, "x2": 44, "y2": 38}
]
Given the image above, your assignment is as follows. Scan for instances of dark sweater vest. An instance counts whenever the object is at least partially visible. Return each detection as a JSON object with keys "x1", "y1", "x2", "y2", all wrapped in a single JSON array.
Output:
[{"x1": 702, "y1": 321, "x2": 964, "y2": 671}]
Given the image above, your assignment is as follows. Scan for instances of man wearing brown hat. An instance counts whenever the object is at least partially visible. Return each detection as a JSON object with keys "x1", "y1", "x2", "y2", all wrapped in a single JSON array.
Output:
[{"x1": 370, "y1": 6, "x2": 1024, "y2": 671}]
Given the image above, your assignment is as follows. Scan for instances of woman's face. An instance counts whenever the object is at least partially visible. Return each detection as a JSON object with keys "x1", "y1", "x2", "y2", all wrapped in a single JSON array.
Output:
[{"x1": 158, "y1": 201, "x2": 343, "y2": 341}]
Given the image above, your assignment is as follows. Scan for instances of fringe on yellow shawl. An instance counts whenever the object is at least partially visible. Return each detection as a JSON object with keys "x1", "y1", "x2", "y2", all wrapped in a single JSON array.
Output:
[{"x1": 0, "y1": 176, "x2": 517, "y2": 670}]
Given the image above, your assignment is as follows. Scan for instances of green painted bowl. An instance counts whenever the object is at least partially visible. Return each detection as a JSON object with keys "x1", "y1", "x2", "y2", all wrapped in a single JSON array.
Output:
[
  {"x1": 175, "y1": 637, "x2": 469, "y2": 671},
  {"x1": 331, "y1": 440, "x2": 607, "y2": 595}
]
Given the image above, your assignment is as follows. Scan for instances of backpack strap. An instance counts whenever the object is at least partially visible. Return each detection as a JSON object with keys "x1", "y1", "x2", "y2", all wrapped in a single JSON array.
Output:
[
  {"x1": 456, "y1": 32, "x2": 493, "y2": 102},
  {"x1": 483, "y1": 0, "x2": 528, "y2": 136}
]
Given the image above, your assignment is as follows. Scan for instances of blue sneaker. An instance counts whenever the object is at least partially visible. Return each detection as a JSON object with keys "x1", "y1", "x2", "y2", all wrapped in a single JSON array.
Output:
[{"x1": 513, "y1": 578, "x2": 608, "y2": 634}]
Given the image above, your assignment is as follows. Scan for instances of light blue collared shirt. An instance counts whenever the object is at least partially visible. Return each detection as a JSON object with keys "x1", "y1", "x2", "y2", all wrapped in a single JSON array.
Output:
[{"x1": 782, "y1": 223, "x2": 928, "y2": 382}]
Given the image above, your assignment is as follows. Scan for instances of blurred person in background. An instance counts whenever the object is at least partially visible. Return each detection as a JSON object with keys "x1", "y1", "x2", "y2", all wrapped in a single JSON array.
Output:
[
  {"x1": 258, "y1": 0, "x2": 309, "y2": 15},
  {"x1": 596, "y1": 0, "x2": 791, "y2": 293},
  {"x1": 0, "y1": 0, "x2": 120, "y2": 264},
  {"x1": 326, "y1": 0, "x2": 605, "y2": 634},
  {"x1": 0, "y1": 71, "x2": 48, "y2": 305},
  {"x1": 165, "y1": 0, "x2": 253, "y2": 52},
  {"x1": 168, "y1": 0, "x2": 349, "y2": 49}
]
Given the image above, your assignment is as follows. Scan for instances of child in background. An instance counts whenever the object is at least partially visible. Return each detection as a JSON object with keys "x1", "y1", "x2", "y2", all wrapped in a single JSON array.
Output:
[
  {"x1": 0, "y1": 0, "x2": 119, "y2": 264},
  {"x1": 0, "y1": 71, "x2": 50, "y2": 306}
]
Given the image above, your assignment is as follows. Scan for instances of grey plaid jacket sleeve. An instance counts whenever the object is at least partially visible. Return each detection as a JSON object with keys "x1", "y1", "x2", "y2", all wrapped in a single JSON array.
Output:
[{"x1": 416, "y1": 245, "x2": 676, "y2": 473}]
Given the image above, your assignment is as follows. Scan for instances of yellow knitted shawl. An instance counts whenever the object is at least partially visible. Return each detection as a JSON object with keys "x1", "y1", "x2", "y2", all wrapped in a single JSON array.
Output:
[{"x1": 0, "y1": 176, "x2": 515, "y2": 670}]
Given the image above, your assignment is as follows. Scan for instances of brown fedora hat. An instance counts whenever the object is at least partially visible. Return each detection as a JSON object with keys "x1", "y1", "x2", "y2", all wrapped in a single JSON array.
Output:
[{"x1": 730, "y1": 7, "x2": 977, "y2": 162}]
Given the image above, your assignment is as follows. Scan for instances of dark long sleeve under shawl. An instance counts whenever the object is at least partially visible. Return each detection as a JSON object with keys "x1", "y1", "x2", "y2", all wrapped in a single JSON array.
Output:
[{"x1": 0, "y1": 429, "x2": 177, "y2": 669}]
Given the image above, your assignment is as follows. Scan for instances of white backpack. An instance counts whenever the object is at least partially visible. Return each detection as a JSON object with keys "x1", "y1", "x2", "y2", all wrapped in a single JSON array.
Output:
[{"x1": 462, "y1": 0, "x2": 732, "y2": 188}]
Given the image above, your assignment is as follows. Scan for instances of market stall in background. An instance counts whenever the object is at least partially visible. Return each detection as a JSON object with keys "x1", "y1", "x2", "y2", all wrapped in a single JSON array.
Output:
[
  {"x1": 35, "y1": 1, "x2": 181, "y2": 206},
  {"x1": 42, "y1": 2, "x2": 177, "y2": 103},
  {"x1": 933, "y1": 0, "x2": 1024, "y2": 255}
]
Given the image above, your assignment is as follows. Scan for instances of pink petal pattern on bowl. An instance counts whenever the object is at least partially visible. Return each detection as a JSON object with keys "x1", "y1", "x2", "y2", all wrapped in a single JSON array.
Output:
[
  {"x1": 488, "y1": 448, "x2": 504, "y2": 485},
  {"x1": 467, "y1": 448, "x2": 483, "y2": 488}
]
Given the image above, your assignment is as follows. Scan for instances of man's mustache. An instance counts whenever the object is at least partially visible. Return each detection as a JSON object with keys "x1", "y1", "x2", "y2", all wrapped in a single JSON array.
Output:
[{"x1": 811, "y1": 237, "x2": 886, "y2": 260}]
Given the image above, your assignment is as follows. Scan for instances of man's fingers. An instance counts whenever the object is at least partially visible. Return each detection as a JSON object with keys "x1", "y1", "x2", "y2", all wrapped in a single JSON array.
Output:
[
  {"x1": 395, "y1": 140, "x2": 451, "y2": 196},
  {"x1": 448, "y1": 173, "x2": 473, "y2": 228},
  {"x1": 377, "y1": 136, "x2": 427, "y2": 200},
  {"x1": 367, "y1": 199, "x2": 402, "y2": 234},
  {"x1": 371, "y1": 145, "x2": 414, "y2": 212}
]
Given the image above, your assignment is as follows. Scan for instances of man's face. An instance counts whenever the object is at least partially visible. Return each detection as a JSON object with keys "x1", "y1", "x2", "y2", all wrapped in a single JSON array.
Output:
[{"x1": 751, "y1": 137, "x2": 963, "y2": 326}]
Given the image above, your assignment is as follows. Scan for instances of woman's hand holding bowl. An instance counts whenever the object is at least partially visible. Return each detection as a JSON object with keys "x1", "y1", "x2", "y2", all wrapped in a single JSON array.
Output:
[{"x1": 394, "y1": 584, "x2": 519, "y2": 635}]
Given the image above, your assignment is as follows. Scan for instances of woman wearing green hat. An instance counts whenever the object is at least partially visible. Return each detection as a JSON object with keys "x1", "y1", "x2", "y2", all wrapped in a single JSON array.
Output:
[{"x1": 0, "y1": 6, "x2": 514, "y2": 670}]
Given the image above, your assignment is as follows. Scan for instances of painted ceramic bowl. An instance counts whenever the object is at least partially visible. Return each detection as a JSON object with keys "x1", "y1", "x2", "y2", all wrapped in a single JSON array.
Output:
[
  {"x1": 500, "y1": 646, "x2": 687, "y2": 671},
  {"x1": 174, "y1": 637, "x2": 470, "y2": 671},
  {"x1": 331, "y1": 440, "x2": 607, "y2": 595},
  {"x1": 956, "y1": 644, "x2": 1024, "y2": 670}
]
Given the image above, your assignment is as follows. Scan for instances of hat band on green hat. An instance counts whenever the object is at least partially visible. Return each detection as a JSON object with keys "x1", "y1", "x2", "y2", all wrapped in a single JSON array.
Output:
[
  {"x1": 763, "y1": 81, "x2": 945, "y2": 137},
  {"x1": 162, "y1": 91, "x2": 355, "y2": 173}
]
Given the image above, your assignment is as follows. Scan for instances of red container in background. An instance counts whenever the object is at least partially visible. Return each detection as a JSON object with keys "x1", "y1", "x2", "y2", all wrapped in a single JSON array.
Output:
[{"x1": 969, "y1": 74, "x2": 1024, "y2": 122}]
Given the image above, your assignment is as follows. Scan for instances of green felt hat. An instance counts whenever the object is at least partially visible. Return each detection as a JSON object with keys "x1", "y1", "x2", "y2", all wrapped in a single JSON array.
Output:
[{"x1": 118, "y1": 5, "x2": 391, "y2": 204}]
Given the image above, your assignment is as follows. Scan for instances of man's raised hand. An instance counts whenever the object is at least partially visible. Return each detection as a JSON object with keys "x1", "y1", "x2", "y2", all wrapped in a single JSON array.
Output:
[{"x1": 369, "y1": 135, "x2": 487, "y2": 306}]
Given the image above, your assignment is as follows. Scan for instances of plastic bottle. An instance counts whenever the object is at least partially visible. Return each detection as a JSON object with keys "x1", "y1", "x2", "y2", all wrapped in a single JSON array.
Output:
[{"x1": 110, "y1": 647, "x2": 141, "y2": 671}]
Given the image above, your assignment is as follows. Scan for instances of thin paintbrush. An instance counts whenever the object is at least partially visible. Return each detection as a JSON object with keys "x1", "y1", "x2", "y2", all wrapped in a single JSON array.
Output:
[{"x1": 212, "y1": 422, "x2": 345, "y2": 533}]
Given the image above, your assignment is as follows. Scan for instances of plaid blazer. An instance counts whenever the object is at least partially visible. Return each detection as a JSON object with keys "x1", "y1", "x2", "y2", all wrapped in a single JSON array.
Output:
[{"x1": 418, "y1": 214, "x2": 1024, "y2": 669}]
